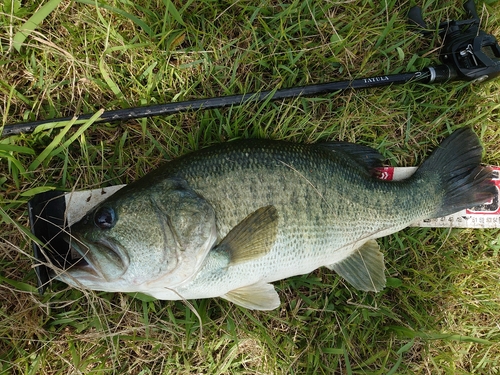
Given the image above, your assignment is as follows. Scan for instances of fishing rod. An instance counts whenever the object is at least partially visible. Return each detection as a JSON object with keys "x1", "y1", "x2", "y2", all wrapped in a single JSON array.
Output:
[{"x1": 2, "y1": 0, "x2": 500, "y2": 138}]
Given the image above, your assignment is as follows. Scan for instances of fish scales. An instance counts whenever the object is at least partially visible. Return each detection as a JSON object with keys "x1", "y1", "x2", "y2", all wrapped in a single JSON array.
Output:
[{"x1": 155, "y1": 141, "x2": 436, "y2": 297}]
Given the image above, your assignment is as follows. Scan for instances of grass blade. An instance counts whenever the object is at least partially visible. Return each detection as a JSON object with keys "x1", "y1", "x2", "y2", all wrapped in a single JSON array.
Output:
[
  {"x1": 75, "y1": 0, "x2": 153, "y2": 36},
  {"x1": 28, "y1": 110, "x2": 104, "y2": 172},
  {"x1": 12, "y1": 0, "x2": 63, "y2": 52},
  {"x1": 0, "y1": 274, "x2": 37, "y2": 293},
  {"x1": 162, "y1": 0, "x2": 185, "y2": 26}
]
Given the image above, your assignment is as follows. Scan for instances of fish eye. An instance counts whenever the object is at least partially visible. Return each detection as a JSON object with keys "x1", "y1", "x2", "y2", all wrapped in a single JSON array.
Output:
[{"x1": 94, "y1": 207, "x2": 116, "y2": 229}]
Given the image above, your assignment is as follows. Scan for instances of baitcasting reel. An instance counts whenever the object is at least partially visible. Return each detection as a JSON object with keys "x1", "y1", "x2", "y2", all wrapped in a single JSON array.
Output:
[{"x1": 409, "y1": 0, "x2": 500, "y2": 83}]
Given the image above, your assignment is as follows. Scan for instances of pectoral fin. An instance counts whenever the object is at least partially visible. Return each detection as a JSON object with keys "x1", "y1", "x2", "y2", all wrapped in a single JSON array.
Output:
[
  {"x1": 327, "y1": 240, "x2": 386, "y2": 292},
  {"x1": 217, "y1": 205, "x2": 279, "y2": 265},
  {"x1": 223, "y1": 282, "x2": 280, "y2": 310}
]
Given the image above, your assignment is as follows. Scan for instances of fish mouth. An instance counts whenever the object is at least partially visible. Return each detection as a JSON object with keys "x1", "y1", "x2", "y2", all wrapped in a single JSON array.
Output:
[{"x1": 62, "y1": 234, "x2": 129, "y2": 282}]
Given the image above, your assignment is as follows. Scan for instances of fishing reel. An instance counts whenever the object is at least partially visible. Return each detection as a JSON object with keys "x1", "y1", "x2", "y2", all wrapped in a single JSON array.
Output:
[{"x1": 409, "y1": 0, "x2": 500, "y2": 83}]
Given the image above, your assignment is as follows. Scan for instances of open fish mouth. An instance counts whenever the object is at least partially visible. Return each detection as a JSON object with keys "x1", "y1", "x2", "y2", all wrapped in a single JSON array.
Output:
[
  {"x1": 61, "y1": 234, "x2": 129, "y2": 282},
  {"x1": 61, "y1": 236, "x2": 105, "y2": 280}
]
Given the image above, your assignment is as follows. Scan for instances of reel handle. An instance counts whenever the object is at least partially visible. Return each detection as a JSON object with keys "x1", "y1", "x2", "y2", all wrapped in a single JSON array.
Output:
[
  {"x1": 408, "y1": 6, "x2": 428, "y2": 31},
  {"x1": 463, "y1": 0, "x2": 480, "y2": 21}
]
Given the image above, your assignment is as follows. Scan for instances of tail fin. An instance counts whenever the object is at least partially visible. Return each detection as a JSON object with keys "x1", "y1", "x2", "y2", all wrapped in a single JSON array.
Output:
[{"x1": 413, "y1": 127, "x2": 496, "y2": 218}]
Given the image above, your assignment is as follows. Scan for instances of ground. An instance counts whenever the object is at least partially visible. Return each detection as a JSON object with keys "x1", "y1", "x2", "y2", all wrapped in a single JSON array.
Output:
[{"x1": 1, "y1": 1, "x2": 500, "y2": 374}]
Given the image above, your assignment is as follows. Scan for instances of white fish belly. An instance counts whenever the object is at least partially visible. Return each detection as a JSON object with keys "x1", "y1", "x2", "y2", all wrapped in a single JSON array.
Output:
[{"x1": 174, "y1": 218, "x2": 399, "y2": 300}]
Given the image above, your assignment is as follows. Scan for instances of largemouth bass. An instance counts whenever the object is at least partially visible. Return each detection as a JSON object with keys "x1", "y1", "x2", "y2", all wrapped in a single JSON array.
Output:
[{"x1": 60, "y1": 128, "x2": 495, "y2": 310}]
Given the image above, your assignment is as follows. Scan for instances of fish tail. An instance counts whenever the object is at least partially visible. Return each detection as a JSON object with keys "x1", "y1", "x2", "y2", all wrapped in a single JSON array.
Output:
[{"x1": 413, "y1": 127, "x2": 496, "y2": 218}]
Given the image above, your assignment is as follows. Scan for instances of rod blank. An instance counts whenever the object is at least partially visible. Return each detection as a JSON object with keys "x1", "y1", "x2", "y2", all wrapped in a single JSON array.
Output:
[{"x1": 1, "y1": 70, "x2": 431, "y2": 137}]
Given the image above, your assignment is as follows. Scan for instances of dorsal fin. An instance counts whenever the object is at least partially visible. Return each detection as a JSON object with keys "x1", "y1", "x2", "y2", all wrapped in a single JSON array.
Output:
[{"x1": 316, "y1": 142, "x2": 384, "y2": 171}]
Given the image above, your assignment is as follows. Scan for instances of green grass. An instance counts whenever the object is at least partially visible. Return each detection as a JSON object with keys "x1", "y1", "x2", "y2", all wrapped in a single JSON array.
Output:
[{"x1": 1, "y1": 0, "x2": 500, "y2": 373}]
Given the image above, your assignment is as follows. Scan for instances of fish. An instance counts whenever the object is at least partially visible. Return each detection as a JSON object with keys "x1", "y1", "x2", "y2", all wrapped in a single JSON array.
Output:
[{"x1": 59, "y1": 127, "x2": 495, "y2": 310}]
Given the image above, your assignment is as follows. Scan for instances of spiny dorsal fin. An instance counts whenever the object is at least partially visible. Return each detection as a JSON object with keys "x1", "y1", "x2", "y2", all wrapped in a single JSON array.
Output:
[
  {"x1": 223, "y1": 282, "x2": 280, "y2": 310},
  {"x1": 327, "y1": 239, "x2": 386, "y2": 292},
  {"x1": 217, "y1": 205, "x2": 279, "y2": 266},
  {"x1": 317, "y1": 142, "x2": 384, "y2": 171}
]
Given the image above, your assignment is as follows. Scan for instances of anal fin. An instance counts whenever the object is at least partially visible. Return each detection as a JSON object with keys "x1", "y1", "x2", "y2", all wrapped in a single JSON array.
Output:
[
  {"x1": 223, "y1": 282, "x2": 280, "y2": 310},
  {"x1": 327, "y1": 239, "x2": 386, "y2": 292}
]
